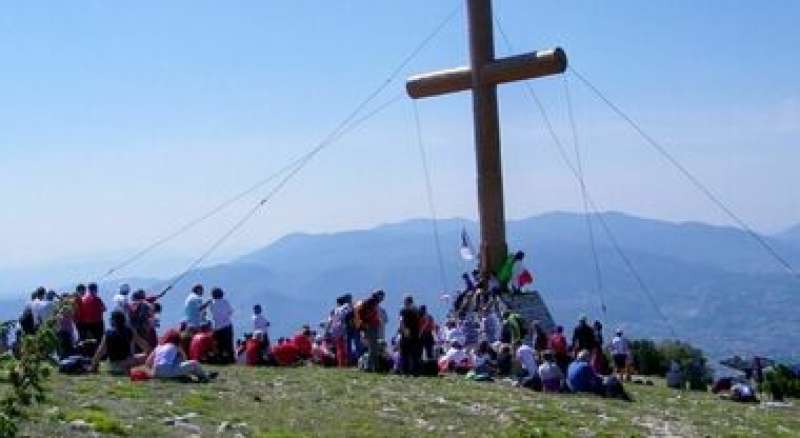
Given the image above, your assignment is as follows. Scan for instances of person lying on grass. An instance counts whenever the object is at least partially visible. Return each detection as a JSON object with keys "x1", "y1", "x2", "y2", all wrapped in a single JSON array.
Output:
[{"x1": 90, "y1": 309, "x2": 152, "y2": 375}]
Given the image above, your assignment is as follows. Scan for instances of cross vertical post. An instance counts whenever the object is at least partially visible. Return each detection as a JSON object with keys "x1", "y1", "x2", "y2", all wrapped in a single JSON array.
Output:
[
  {"x1": 406, "y1": 0, "x2": 567, "y2": 276},
  {"x1": 467, "y1": 0, "x2": 506, "y2": 275}
]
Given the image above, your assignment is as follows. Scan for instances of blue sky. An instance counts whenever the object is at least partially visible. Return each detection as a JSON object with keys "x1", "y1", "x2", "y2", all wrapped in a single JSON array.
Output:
[{"x1": 1, "y1": 0, "x2": 798, "y2": 272}]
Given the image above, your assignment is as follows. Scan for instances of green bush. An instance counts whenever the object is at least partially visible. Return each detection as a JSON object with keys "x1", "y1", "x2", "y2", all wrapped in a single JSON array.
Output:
[
  {"x1": 629, "y1": 338, "x2": 712, "y2": 389},
  {"x1": 0, "y1": 299, "x2": 66, "y2": 437},
  {"x1": 629, "y1": 339, "x2": 663, "y2": 375},
  {"x1": 761, "y1": 365, "x2": 800, "y2": 400}
]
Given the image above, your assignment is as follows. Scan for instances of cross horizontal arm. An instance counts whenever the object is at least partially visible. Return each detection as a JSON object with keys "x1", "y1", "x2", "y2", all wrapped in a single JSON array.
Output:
[{"x1": 406, "y1": 47, "x2": 567, "y2": 99}]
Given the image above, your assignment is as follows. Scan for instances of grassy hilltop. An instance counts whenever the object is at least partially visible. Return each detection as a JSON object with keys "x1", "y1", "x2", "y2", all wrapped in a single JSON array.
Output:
[{"x1": 14, "y1": 366, "x2": 800, "y2": 437}]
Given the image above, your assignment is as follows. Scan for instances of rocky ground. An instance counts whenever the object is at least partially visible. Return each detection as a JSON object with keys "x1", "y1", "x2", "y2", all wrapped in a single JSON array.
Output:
[{"x1": 13, "y1": 366, "x2": 800, "y2": 437}]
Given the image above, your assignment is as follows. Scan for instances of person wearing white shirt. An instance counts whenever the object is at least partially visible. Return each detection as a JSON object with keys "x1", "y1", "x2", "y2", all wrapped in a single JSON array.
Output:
[
  {"x1": 184, "y1": 284, "x2": 209, "y2": 330},
  {"x1": 440, "y1": 341, "x2": 469, "y2": 372},
  {"x1": 209, "y1": 287, "x2": 235, "y2": 363},
  {"x1": 515, "y1": 343, "x2": 538, "y2": 378},
  {"x1": 609, "y1": 329, "x2": 631, "y2": 380},
  {"x1": 443, "y1": 320, "x2": 465, "y2": 349},
  {"x1": 113, "y1": 284, "x2": 130, "y2": 315},
  {"x1": 538, "y1": 351, "x2": 564, "y2": 392},
  {"x1": 252, "y1": 304, "x2": 270, "y2": 346},
  {"x1": 30, "y1": 288, "x2": 48, "y2": 328}
]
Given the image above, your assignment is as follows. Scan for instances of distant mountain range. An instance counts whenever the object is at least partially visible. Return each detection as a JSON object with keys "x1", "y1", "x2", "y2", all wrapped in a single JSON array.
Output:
[{"x1": 2, "y1": 211, "x2": 799, "y2": 362}]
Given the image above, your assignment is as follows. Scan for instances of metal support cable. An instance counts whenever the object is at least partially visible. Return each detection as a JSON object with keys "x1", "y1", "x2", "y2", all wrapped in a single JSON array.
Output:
[
  {"x1": 98, "y1": 3, "x2": 461, "y2": 284},
  {"x1": 494, "y1": 18, "x2": 677, "y2": 336},
  {"x1": 412, "y1": 100, "x2": 449, "y2": 294},
  {"x1": 563, "y1": 75, "x2": 607, "y2": 317},
  {"x1": 569, "y1": 66, "x2": 799, "y2": 281}
]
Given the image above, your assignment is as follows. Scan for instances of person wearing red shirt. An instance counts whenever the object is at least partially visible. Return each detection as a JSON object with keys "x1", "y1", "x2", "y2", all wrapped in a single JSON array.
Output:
[
  {"x1": 271, "y1": 338, "x2": 300, "y2": 366},
  {"x1": 548, "y1": 325, "x2": 570, "y2": 374},
  {"x1": 244, "y1": 332, "x2": 267, "y2": 366},
  {"x1": 291, "y1": 327, "x2": 313, "y2": 359},
  {"x1": 356, "y1": 290, "x2": 384, "y2": 371},
  {"x1": 77, "y1": 283, "x2": 106, "y2": 355},
  {"x1": 188, "y1": 322, "x2": 216, "y2": 363}
]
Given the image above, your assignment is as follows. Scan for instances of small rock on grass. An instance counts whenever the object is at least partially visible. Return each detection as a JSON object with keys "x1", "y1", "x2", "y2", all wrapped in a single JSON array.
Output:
[
  {"x1": 69, "y1": 419, "x2": 91, "y2": 431},
  {"x1": 175, "y1": 421, "x2": 201, "y2": 434}
]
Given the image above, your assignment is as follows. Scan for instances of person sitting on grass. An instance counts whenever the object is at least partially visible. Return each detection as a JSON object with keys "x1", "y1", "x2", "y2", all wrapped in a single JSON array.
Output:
[
  {"x1": 188, "y1": 321, "x2": 217, "y2": 363},
  {"x1": 472, "y1": 340, "x2": 497, "y2": 377},
  {"x1": 497, "y1": 344, "x2": 513, "y2": 377},
  {"x1": 438, "y1": 340, "x2": 471, "y2": 374},
  {"x1": 291, "y1": 325, "x2": 314, "y2": 360},
  {"x1": 567, "y1": 349, "x2": 601, "y2": 394},
  {"x1": 146, "y1": 329, "x2": 217, "y2": 382},
  {"x1": 244, "y1": 331, "x2": 269, "y2": 366},
  {"x1": 90, "y1": 310, "x2": 152, "y2": 375},
  {"x1": 311, "y1": 333, "x2": 337, "y2": 367},
  {"x1": 538, "y1": 350, "x2": 564, "y2": 393},
  {"x1": 271, "y1": 337, "x2": 301, "y2": 367}
]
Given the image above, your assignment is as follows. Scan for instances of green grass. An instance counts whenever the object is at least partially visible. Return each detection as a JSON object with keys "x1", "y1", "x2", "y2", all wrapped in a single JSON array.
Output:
[
  {"x1": 9, "y1": 365, "x2": 800, "y2": 437},
  {"x1": 63, "y1": 405, "x2": 127, "y2": 436}
]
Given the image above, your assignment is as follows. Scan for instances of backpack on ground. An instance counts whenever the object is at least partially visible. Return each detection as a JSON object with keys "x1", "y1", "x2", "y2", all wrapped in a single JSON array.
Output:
[{"x1": 58, "y1": 355, "x2": 91, "y2": 374}]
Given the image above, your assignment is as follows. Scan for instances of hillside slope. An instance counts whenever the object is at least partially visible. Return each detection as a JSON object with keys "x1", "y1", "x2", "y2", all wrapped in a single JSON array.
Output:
[{"x1": 18, "y1": 367, "x2": 800, "y2": 437}]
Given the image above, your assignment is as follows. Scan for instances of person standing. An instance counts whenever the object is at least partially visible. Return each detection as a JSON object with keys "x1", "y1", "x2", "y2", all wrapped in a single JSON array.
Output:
[
  {"x1": 419, "y1": 305, "x2": 436, "y2": 360},
  {"x1": 356, "y1": 290, "x2": 383, "y2": 371},
  {"x1": 609, "y1": 328, "x2": 631, "y2": 381},
  {"x1": 571, "y1": 315, "x2": 596, "y2": 354},
  {"x1": 398, "y1": 295, "x2": 422, "y2": 375},
  {"x1": 79, "y1": 283, "x2": 106, "y2": 353},
  {"x1": 548, "y1": 325, "x2": 570, "y2": 375},
  {"x1": 113, "y1": 284, "x2": 130, "y2": 316},
  {"x1": 331, "y1": 296, "x2": 351, "y2": 367},
  {"x1": 480, "y1": 306, "x2": 500, "y2": 344},
  {"x1": 532, "y1": 322, "x2": 549, "y2": 361},
  {"x1": 209, "y1": 288, "x2": 234, "y2": 364},
  {"x1": 184, "y1": 284, "x2": 209, "y2": 333},
  {"x1": 30, "y1": 287, "x2": 48, "y2": 329}
]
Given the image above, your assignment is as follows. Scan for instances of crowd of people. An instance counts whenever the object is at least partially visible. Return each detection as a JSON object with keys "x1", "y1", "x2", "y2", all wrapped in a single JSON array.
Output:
[{"x1": 8, "y1": 250, "x2": 633, "y2": 401}]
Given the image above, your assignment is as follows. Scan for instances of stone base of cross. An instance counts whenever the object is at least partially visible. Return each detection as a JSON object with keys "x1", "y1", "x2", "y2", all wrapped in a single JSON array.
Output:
[{"x1": 406, "y1": 0, "x2": 567, "y2": 276}]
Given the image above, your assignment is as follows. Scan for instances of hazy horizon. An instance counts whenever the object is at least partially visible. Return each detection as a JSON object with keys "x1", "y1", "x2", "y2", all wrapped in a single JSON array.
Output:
[{"x1": 2, "y1": 1, "x2": 798, "y2": 271}]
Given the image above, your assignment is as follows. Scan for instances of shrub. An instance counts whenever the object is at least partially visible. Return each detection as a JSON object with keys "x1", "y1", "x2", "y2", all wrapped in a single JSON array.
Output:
[
  {"x1": 629, "y1": 338, "x2": 712, "y2": 389},
  {"x1": 761, "y1": 365, "x2": 800, "y2": 401},
  {"x1": 0, "y1": 299, "x2": 67, "y2": 437},
  {"x1": 629, "y1": 339, "x2": 663, "y2": 375}
]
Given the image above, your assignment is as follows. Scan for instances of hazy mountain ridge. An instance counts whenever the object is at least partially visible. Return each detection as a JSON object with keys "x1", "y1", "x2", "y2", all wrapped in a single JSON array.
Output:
[{"x1": 3, "y1": 212, "x2": 798, "y2": 362}]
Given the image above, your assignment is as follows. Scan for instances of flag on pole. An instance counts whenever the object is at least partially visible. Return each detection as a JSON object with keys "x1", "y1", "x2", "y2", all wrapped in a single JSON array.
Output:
[
  {"x1": 459, "y1": 227, "x2": 475, "y2": 261},
  {"x1": 516, "y1": 269, "x2": 534, "y2": 288},
  {"x1": 511, "y1": 260, "x2": 535, "y2": 290}
]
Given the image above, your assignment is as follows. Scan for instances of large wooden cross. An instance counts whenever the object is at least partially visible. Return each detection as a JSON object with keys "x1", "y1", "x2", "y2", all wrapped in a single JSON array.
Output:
[{"x1": 406, "y1": 0, "x2": 567, "y2": 275}]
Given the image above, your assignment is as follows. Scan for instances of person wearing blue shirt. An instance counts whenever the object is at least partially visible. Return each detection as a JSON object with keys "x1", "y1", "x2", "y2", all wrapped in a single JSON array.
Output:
[{"x1": 567, "y1": 349, "x2": 600, "y2": 394}]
